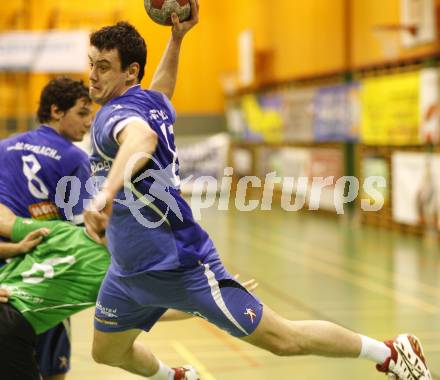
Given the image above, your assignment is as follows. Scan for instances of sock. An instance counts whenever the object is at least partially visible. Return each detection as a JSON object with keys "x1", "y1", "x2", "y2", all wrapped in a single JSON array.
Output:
[
  {"x1": 358, "y1": 335, "x2": 392, "y2": 364},
  {"x1": 149, "y1": 360, "x2": 174, "y2": 380}
]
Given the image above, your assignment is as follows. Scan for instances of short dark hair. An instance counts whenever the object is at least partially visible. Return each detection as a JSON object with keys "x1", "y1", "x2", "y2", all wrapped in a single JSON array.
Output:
[
  {"x1": 90, "y1": 21, "x2": 147, "y2": 82},
  {"x1": 37, "y1": 77, "x2": 90, "y2": 124}
]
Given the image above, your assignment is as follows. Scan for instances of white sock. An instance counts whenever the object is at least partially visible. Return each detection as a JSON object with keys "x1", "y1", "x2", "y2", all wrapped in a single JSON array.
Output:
[
  {"x1": 358, "y1": 335, "x2": 392, "y2": 364},
  {"x1": 149, "y1": 360, "x2": 174, "y2": 380}
]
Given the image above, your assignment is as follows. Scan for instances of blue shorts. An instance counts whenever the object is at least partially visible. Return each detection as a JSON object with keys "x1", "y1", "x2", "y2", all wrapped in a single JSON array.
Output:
[
  {"x1": 36, "y1": 320, "x2": 71, "y2": 377},
  {"x1": 94, "y1": 250, "x2": 263, "y2": 337}
]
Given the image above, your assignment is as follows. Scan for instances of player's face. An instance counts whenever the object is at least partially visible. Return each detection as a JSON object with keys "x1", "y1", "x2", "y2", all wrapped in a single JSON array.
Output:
[
  {"x1": 88, "y1": 47, "x2": 130, "y2": 105},
  {"x1": 58, "y1": 98, "x2": 93, "y2": 142}
]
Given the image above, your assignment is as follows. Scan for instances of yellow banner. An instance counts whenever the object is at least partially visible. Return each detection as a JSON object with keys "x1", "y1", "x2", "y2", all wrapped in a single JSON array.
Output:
[
  {"x1": 242, "y1": 95, "x2": 283, "y2": 142},
  {"x1": 361, "y1": 71, "x2": 420, "y2": 145}
]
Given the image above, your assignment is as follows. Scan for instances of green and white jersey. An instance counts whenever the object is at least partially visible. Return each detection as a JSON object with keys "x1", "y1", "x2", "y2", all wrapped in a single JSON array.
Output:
[{"x1": 0, "y1": 218, "x2": 110, "y2": 334}]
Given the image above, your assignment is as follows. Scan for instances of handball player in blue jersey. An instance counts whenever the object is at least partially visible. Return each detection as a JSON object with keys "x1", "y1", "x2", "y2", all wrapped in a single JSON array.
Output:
[
  {"x1": 0, "y1": 78, "x2": 91, "y2": 225},
  {"x1": 0, "y1": 77, "x2": 93, "y2": 380},
  {"x1": 84, "y1": 1, "x2": 431, "y2": 379}
]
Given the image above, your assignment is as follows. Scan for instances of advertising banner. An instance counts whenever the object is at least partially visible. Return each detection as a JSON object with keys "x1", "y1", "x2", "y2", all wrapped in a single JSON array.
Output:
[
  {"x1": 361, "y1": 156, "x2": 390, "y2": 205},
  {"x1": 314, "y1": 83, "x2": 360, "y2": 141},
  {"x1": 178, "y1": 134, "x2": 230, "y2": 194},
  {"x1": 256, "y1": 147, "x2": 311, "y2": 207},
  {"x1": 392, "y1": 152, "x2": 440, "y2": 227},
  {"x1": 0, "y1": 30, "x2": 89, "y2": 73},
  {"x1": 361, "y1": 71, "x2": 420, "y2": 145},
  {"x1": 419, "y1": 68, "x2": 440, "y2": 144},
  {"x1": 281, "y1": 87, "x2": 316, "y2": 142},
  {"x1": 225, "y1": 99, "x2": 250, "y2": 140},
  {"x1": 240, "y1": 93, "x2": 284, "y2": 142},
  {"x1": 308, "y1": 149, "x2": 344, "y2": 211},
  {"x1": 257, "y1": 147, "x2": 311, "y2": 179}
]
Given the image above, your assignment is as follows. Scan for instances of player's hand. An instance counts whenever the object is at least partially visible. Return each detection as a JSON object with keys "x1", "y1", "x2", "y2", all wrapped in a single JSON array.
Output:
[
  {"x1": 234, "y1": 274, "x2": 259, "y2": 293},
  {"x1": 171, "y1": 0, "x2": 199, "y2": 41},
  {"x1": 84, "y1": 190, "x2": 113, "y2": 244},
  {"x1": 0, "y1": 288, "x2": 9, "y2": 303},
  {"x1": 16, "y1": 228, "x2": 50, "y2": 255}
]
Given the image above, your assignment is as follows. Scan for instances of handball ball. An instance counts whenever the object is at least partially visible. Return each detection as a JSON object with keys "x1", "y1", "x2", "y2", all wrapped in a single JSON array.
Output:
[{"x1": 144, "y1": 0, "x2": 191, "y2": 26}]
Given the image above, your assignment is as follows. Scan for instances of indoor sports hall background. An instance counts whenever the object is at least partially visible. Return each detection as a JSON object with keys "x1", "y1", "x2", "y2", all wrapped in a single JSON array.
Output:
[{"x1": 1, "y1": 0, "x2": 440, "y2": 379}]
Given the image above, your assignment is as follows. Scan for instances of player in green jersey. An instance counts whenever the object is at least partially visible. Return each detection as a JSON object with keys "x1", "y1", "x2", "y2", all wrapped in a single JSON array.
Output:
[
  {"x1": 0, "y1": 203, "x2": 110, "y2": 380},
  {"x1": 0, "y1": 218, "x2": 110, "y2": 335},
  {"x1": 0, "y1": 203, "x2": 257, "y2": 379}
]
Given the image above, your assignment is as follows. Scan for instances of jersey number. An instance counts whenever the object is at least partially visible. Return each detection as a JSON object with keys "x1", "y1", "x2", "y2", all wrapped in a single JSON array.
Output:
[
  {"x1": 22, "y1": 154, "x2": 49, "y2": 199},
  {"x1": 21, "y1": 256, "x2": 76, "y2": 284},
  {"x1": 159, "y1": 123, "x2": 180, "y2": 186}
]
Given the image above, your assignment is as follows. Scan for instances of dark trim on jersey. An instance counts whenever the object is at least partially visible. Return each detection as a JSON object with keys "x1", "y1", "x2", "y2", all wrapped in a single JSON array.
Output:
[{"x1": 218, "y1": 279, "x2": 249, "y2": 294}]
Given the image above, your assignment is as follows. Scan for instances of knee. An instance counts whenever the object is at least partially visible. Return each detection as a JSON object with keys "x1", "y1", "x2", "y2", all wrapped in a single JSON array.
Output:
[
  {"x1": 246, "y1": 308, "x2": 309, "y2": 357},
  {"x1": 91, "y1": 344, "x2": 108, "y2": 365},
  {"x1": 268, "y1": 341, "x2": 290, "y2": 357},
  {"x1": 92, "y1": 343, "x2": 122, "y2": 366},
  {"x1": 266, "y1": 338, "x2": 305, "y2": 357},
  {"x1": 255, "y1": 322, "x2": 308, "y2": 356}
]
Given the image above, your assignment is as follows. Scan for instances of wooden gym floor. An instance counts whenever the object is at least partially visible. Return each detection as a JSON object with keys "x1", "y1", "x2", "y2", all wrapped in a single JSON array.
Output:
[{"x1": 69, "y1": 207, "x2": 440, "y2": 379}]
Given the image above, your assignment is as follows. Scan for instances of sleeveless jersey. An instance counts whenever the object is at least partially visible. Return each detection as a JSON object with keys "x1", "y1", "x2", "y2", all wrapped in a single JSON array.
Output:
[{"x1": 90, "y1": 85, "x2": 213, "y2": 274}]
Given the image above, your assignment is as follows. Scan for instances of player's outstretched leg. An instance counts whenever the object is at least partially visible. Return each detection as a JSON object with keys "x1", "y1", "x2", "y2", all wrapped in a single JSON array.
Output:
[
  {"x1": 241, "y1": 304, "x2": 362, "y2": 357},
  {"x1": 92, "y1": 329, "x2": 200, "y2": 379},
  {"x1": 241, "y1": 304, "x2": 431, "y2": 380}
]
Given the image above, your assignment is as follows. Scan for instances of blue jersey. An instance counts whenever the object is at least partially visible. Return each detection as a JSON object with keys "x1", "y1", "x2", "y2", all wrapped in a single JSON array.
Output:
[
  {"x1": 90, "y1": 85, "x2": 212, "y2": 274},
  {"x1": 0, "y1": 125, "x2": 91, "y2": 224}
]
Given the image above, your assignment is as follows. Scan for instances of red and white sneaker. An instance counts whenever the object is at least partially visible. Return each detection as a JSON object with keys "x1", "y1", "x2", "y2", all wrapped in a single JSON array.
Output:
[
  {"x1": 376, "y1": 334, "x2": 431, "y2": 380},
  {"x1": 173, "y1": 365, "x2": 200, "y2": 380}
]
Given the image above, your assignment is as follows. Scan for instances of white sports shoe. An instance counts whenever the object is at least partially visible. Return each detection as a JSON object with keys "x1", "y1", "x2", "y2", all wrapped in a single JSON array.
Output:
[
  {"x1": 172, "y1": 365, "x2": 200, "y2": 380},
  {"x1": 376, "y1": 334, "x2": 431, "y2": 380}
]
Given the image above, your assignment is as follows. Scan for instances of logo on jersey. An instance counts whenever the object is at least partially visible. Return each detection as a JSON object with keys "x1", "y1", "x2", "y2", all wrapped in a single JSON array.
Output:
[
  {"x1": 244, "y1": 308, "x2": 257, "y2": 324},
  {"x1": 91, "y1": 160, "x2": 112, "y2": 175},
  {"x1": 149, "y1": 109, "x2": 168, "y2": 121},
  {"x1": 28, "y1": 201, "x2": 61, "y2": 220}
]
